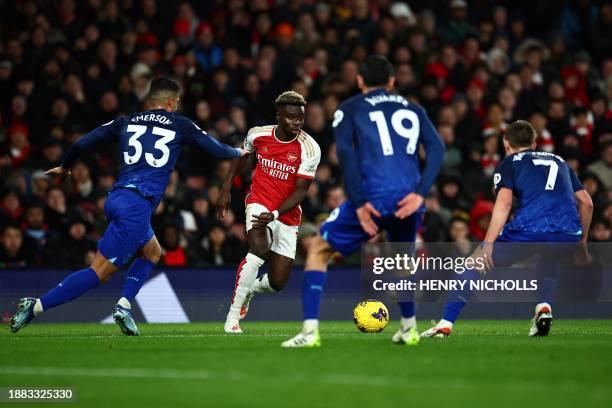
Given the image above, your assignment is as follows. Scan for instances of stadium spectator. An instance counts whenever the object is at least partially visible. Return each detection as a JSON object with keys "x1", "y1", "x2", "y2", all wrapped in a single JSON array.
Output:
[
  {"x1": 469, "y1": 199, "x2": 494, "y2": 241},
  {"x1": 21, "y1": 203, "x2": 50, "y2": 261},
  {"x1": 0, "y1": 0, "x2": 609, "y2": 268},
  {"x1": 588, "y1": 142, "x2": 612, "y2": 188},
  {"x1": 447, "y1": 214, "x2": 475, "y2": 257},
  {"x1": 188, "y1": 222, "x2": 244, "y2": 267},
  {"x1": 590, "y1": 218, "x2": 610, "y2": 242},
  {"x1": 45, "y1": 186, "x2": 68, "y2": 234},
  {"x1": 45, "y1": 211, "x2": 97, "y2": 268},
  {"x1": 0, "y1": 189, "x2": 23, "y2": 227},
  {"x1": 160, "y1": 224, "x2": 187, "y2": 267},
  {"x1": 0, "y1": 224, "x2": 36, "y2": 267}
]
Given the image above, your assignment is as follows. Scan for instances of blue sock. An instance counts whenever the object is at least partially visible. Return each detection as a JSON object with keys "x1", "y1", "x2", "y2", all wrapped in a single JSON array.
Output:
[
  {"x1": 443, "y1": 267, "x2": 480, "y2": 323},
  {"x1": 398, "y1": 301, "x2": 415, "y2": 318},
  {"x1": 121, "y1": 258, "x2": 155, "y2": 304},
  {"x1": 443, "y1": 301, "x2": 466, "y2": 323},
  {"x1": 302, "y1": 270, "x2": 327, "y2": 320},
  {"x1": 537, "y1": 278, "x2": 555, "y2": 305},
  {"x1": 40, "y1": 267, "x2": 100, "y2": 310},
  {"x1": 536, "y1": 256, "x2": 556, "y2": 305}
]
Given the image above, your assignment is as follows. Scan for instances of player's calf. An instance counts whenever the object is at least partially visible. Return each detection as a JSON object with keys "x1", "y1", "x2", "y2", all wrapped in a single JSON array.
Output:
[
  {"x1": 225, "y1": 252, "x2": 266, "y2": 332},
  {"x1": 9, "y1": 261, "x2": 108, "y2": 333}
]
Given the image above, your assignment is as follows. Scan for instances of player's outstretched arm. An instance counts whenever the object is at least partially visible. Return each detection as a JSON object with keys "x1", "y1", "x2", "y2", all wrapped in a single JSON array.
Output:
[
  {"x1": 575, "y1": 189, "x2": 593, "y2": 242},
  {"x1": 414, "y1": 108, "x2": 445, "y2": 196},
  {"x1": 217, "y1": 155, "x2": 250, "y2": 219},
  {"x1": 396, "y1": 108, "x2": 445, "y2": 219},
  {"x1": 333, "y1": 108, "x2": 366, "y2": 208},
  {"x1": 484, "y1": 187, "x2": 513, "y2": 244},
  {"x1": 191, "y1": 129, "x2": 245, "y2": 159},
  {"x1": 472, "y1": 187, "x2": 513, "y2": 273},
  {"x1": 49, "y1": 119, "x2": 123, "y2": 177}
]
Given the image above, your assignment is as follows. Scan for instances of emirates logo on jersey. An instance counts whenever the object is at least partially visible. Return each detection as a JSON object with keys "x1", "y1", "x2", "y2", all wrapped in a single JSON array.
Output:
[
  {"x1": 287, "y1": 152, "x2": 298, "y2": 162},
  {"x1": 257, "y1": 154, "x2": 297, "y2": 181}
]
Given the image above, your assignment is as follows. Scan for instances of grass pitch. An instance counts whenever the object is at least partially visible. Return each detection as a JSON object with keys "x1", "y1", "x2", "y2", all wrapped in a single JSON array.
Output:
[{"x1": 2, "y1": 320, "x2": 611, "y2": 408}]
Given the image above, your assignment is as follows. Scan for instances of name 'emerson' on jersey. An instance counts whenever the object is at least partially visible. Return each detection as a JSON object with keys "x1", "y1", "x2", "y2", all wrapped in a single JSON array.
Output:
[
  {"x1": 332, "y1": 88, "x2": 443, "y2": 215},
  {"x1": 494, "y1": 150, "x2": 583, "y2": 234},
  {"x1": 61, "y1": 109, "x2": 241, "y2": 208}
]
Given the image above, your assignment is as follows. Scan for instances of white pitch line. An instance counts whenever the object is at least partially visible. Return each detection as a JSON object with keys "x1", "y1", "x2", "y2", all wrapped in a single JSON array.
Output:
[
  {"x1": 0, "y1": 366, "x2": 609, "y2": 398},
  {"x1": 0, "y1": 366, "x2": 405, "y2": 388},
  {"x1": 3, "y1": 332, "x2": 358, "y2": 340}
]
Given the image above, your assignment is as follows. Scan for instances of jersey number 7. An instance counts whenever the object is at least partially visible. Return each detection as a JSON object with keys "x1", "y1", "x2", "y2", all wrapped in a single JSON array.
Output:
[
  {"x1": 123, "y1": 124, "x2": 176, "y2": 168},
  {"x1": 532, "y1": 159, "x2": 559, "y2": 190},
  {"x1": 369, "y1": 109, "x2": 419, "y2": 156}
]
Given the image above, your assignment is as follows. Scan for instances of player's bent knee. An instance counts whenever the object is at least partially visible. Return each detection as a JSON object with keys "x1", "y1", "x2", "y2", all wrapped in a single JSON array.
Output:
[
  {"x1": 250, "y1": 246, "x2": 269, "y2": 260},
  {"x1": 247, "y1": 229, "x2": 271, "y2": 260},
  {"x1": 249, "y1": 239, "x2": 270, "y2": 260},
  {"x1": 92, "y1": 264, "x2": 116, "y2": 283},
  {"x1": 146, "y1": 244, "x2": 162, "y2": 264},
  {"x1": 141, "y1": 237, "x2": 162, "y2": 264},
  {"x1": 305, "y1": 237, "x2": 332, "y2": 271},
  {"x1": 145, "y1": 253, "x2": 161, "y2": 265},
  {"x1": 268, "y1": 274, "x2": 287, "y2": 292},
  {"x1": 91, "y1": 252, "x2": 118, "y2": 283}
]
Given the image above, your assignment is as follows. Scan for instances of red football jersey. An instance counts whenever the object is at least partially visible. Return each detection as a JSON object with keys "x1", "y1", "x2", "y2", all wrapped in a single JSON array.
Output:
[{"x1": 244, "y1": 125, "x2": 321, "y2": 226}]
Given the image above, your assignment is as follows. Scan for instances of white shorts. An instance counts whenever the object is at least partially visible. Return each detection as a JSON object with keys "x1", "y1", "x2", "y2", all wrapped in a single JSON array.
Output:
[{"x1": 245, "y1": 203, "x2": 298, "y2": 259}]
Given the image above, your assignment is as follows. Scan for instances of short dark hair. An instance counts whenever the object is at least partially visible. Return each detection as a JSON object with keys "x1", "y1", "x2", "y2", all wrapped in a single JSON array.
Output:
[
  {"x1": 505, "y1": 120, "x2": 536, "y2": 148},
  {"x1": 359, "y1": 55, "x2": 394, "y2": 87},
  {"x1": 147, "y1": 76, "x2": 180, "y2": 100},
  {"x1": 275, "y1": 91, "x2": 306, "y2": 108}
]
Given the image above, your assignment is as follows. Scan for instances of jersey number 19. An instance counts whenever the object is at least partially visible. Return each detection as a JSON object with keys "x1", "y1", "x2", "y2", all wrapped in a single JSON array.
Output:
[{"x1": 369, "y1": 109, "x2": 419, "y2": 156}]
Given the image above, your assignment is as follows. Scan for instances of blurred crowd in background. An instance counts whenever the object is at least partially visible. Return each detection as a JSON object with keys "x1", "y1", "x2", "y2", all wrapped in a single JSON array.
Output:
[{"x1": 0, "y1": 0, "x2": 611, "y2": 269}]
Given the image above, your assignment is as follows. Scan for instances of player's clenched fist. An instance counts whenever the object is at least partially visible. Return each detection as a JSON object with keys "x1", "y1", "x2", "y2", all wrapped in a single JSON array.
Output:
[{"x1": 251, "y1": 212, "x2": 275, "y2": 228}]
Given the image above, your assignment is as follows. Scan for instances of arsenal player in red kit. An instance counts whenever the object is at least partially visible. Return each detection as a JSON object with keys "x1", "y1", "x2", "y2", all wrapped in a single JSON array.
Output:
[{"x1": 218, "y1": 91, "x2": 321, "y2": 333}]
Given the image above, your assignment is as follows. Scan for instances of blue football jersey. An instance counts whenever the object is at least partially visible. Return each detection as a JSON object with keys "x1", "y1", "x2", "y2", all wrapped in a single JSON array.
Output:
[
  {"x1": 62, "y1": 109, "x2": 240, "y2": 206},
  {"x1": 494, "y1": 150, "x2": 583, "y2": 234},
  {"x1": 332, "y1": 89, "x2": 444, "y2": 216}
]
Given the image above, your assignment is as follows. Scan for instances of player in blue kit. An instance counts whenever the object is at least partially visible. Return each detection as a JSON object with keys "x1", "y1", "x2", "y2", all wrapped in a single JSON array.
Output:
[
  {"x1": 421, "y1": 120, "x2": 593, "y2": 338},
  {"x1": 9, "y1": 76, "x2": 245, "y2": 335},
  {"x1": 279, "y1": 55, "x2": 445, "y2": 347}
]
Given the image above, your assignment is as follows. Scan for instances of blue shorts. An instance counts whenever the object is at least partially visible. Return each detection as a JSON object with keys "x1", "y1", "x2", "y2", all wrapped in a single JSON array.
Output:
[
  {"x1": 319, "y1": 201, "x2": 423, "y2": 257},
  {"x1": 492, "y1": 229, "x2": 582, "y2": 267},
  {"x1": 98, "y1": 188, "x2": 155, "y2": 268}
]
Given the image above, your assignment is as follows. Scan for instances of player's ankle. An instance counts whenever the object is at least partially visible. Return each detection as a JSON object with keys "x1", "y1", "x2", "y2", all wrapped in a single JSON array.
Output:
[
  {"x1": 400, "y1": 316, "x2": 416, "y2": 331},
  {"x1": 303, "y1": 319, "x2": 319, "y2": 333},
  {"x1": 33, "y1": 299, "x2": 44, "y2": 316},
  {"x1": 117, "y1": 297, "x2": 131, "y2": 309},
  {"x1": 437, "y1": 319, "x2": 454, "y2": 329}
]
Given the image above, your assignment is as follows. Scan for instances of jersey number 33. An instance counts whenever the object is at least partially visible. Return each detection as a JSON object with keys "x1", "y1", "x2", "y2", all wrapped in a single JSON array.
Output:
[{"x1": 123, "y1": 124, "x2": 176, "y2": 168}]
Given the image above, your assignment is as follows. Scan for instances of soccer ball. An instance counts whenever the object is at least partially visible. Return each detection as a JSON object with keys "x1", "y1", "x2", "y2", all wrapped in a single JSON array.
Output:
[{"x1": 353, "y1": 300, "x2": 389, "y2": 333}]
